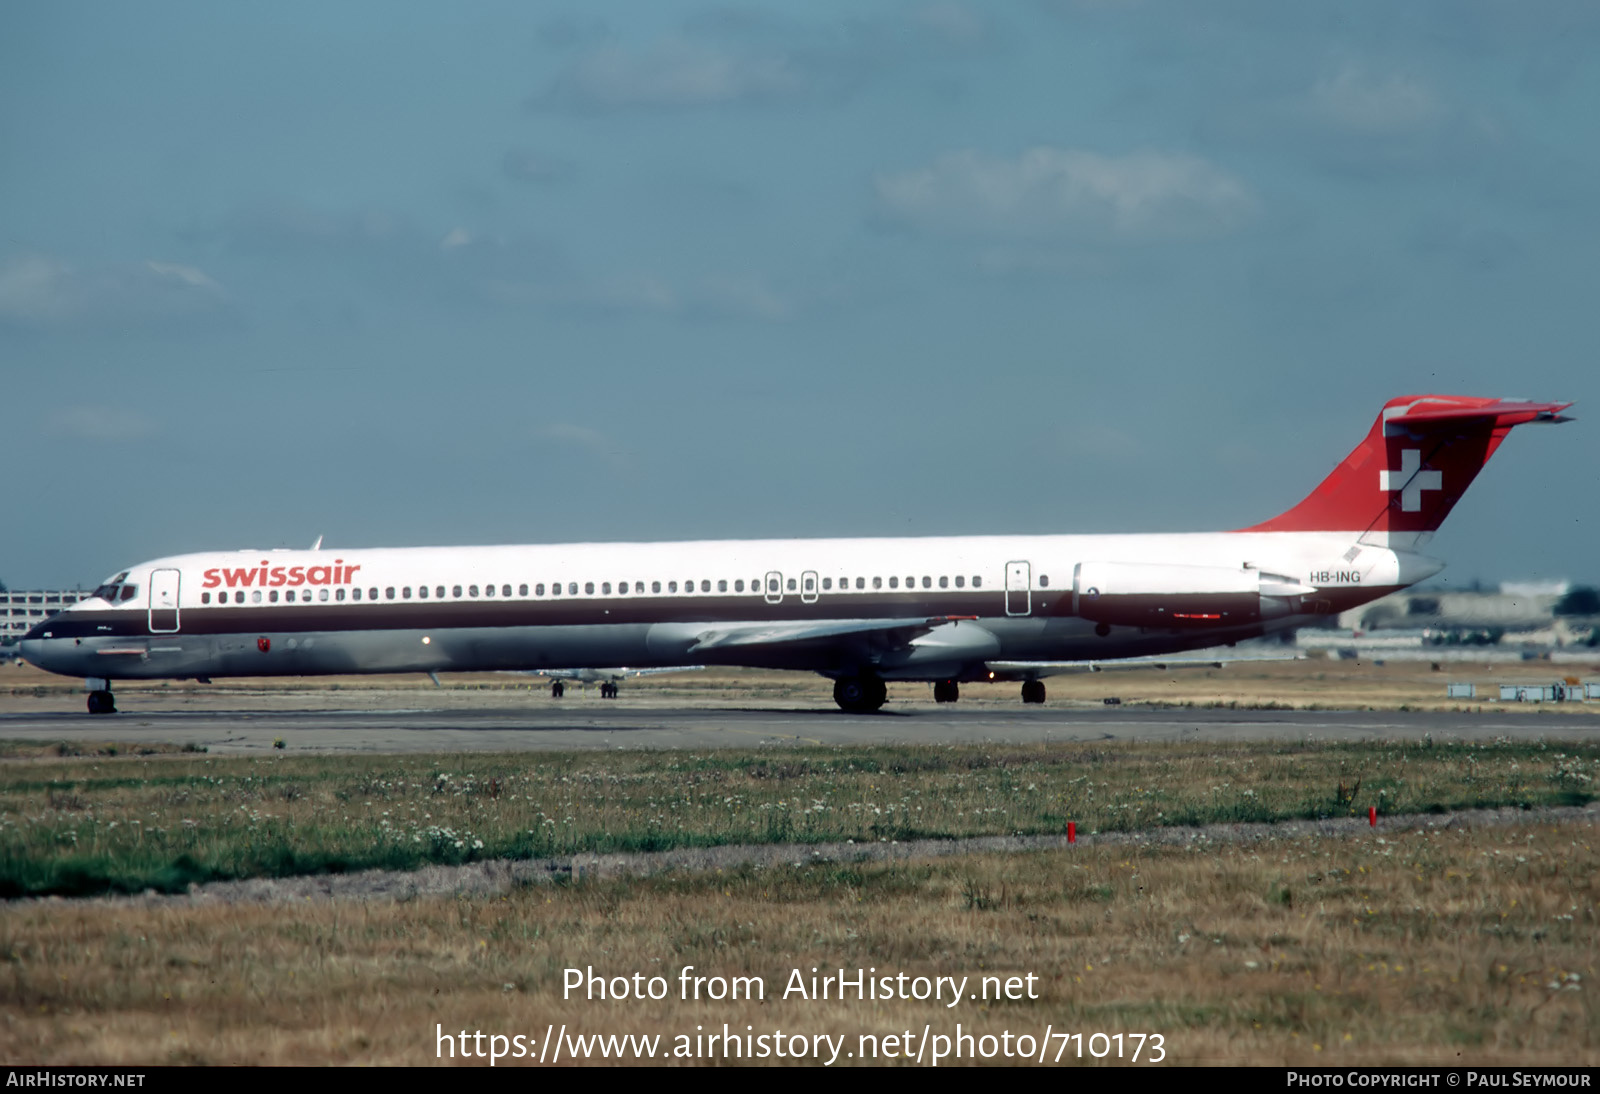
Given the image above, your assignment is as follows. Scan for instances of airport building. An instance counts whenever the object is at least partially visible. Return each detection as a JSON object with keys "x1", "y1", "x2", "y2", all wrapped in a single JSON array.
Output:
[
  {"x1": 1298, "y1": 580, "x2": 1600, "y2": 660},
  {"x1": 1, "y1": 590, "x2": 87, "y2": 643}
]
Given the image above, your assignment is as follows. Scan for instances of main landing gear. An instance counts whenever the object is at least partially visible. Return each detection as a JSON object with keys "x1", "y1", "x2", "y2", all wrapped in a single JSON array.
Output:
[
  {"x1": 833, "y1": 674, "x2": 888, "y2": 713},
  {"x1": 1021, "y1": 680, "x2": 1046, "y2": 705},
  {"x1": 600, "y1": 682, "x2": 619, "y2": 699},
  {"x1": 933, "y1": 680, "x2": 959, "y2": 704},
  {"x1": 87, "y1": 689, "x2": 116, "y2": 715},
  {"x1": 550, "y1": 680, "x2": 565, "y2": 698}
]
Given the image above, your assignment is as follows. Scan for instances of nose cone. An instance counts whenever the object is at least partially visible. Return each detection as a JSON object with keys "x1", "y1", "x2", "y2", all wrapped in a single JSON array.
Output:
[
  {"x1": 19, "y1": 623, "x2": 72, "y2": 676},
  {"x1": 18, "y1": 637, "x2": 48, "y2": 670}
]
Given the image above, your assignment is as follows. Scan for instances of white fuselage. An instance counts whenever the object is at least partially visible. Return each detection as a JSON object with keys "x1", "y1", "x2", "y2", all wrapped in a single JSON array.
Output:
[{"x1": 20, "y1": 530, "x2": 1436, "y2": 685}]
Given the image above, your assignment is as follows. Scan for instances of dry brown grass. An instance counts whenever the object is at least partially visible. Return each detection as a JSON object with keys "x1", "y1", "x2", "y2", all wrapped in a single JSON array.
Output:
[{"x1": 3, "y1": 819, "x2": 1594, "y2": 1066}]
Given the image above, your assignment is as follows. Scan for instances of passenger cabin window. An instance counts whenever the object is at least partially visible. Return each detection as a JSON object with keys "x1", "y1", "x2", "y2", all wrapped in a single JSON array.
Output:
[
  {"x1": 567, "y1": 583, "x2": 577, "y2": 595},
  {"x1": 767, "y1": 578, "x2": 778, "y2": 593},
  {"x1": 519, "y1": 584, "x2": 528, "y2": 596},
  {"x1": 856, "y1": 578, "x2": 865, "y2": 590},
  {"x1": 452, "y1": 585, "x2": 462, "y2": 598},
  {"x1": 601, "y1": 582, "x2": 612, "y2": 595},
  {"x1": 485, "y1": 584, "x2": 495, "y2": 597},
  {"x1": 550, "y1": 583, "x2": 560, "y2": 596},
  {"x1": 939, "y1": 576, "x2": 948, "y2": 588},
  {"x1": 786, "y1": 578, "x2": 796, "y2": 592},
  {"x1": 469, "y1": 585, "x2": 479, "y2": 597},
  {"x1": 922, "y1": 576, "x2": 931, "y2": 588},
  {"x1": 873, "y1": 577, "x2": 882, "y2": 589},
  {"x1": 336, "y1": 588, "x2": 345, "y2": 601},
  {"x1": 668, "y1": 581, "x2": 678, "y2": 593},
  {"x1": 822, "y1": 578, "x2": 832, "y2": 590},
  {"x1": 973, "y1": 576, "x2": 982, "y2": 588},
  {"x1": 352, "y1": 588, "x2": 362, "y2": 601},
  {"x1": 735, "y1": 580, "x2": 744, "y2": 593},
  {"x1": 369, "y1": 587, "x2": 379, "y2": 600},
  {"x1": 201, "y1": 593, "x2": 210, "y2": 604},
  {"x1": 585, "y1": 582, "x2": 595, "y2": 595},
  {"x1": 502, "y1": 584, "x2": 511, "y2": 597},
  {"x1": 635, "y1": 582, "x2": 644, "y2": 593},
  {"x1": 701, "y1": 580, "x2": 711, "y2": 593},
  {"x1": 717, "y1": 579, "x2": 727, "y2": 592},
  {"x1": 436, "y1": 586, "x2": 445, "y2": 598},
  {"x1": 386, "y1": 587, "x2": 396, "y2": 600},
  {"x1": 955, "y1": 576, "x2": 964, "y2": 588},
  {"x1": 536, "y1": 583, "x2": 545, "y2": 596},
  {"x1": 401, "y1": 587, "x2": 410, "y2": 600},
  {"x1": 652, "y1": 581, "x2": 662, "y2": 593},
  {"x1": 1040, "y1": 575, "x2": 1049, "y2": 587},
  {"x1": 418, "y1": 586, "x2": 427, "y2": 599},
  {"x1": 889, "y1": 577, "x2": 899, "y2": 589}
]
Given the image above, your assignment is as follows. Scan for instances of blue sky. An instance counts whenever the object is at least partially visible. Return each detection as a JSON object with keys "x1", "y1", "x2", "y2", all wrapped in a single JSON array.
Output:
[{"x1": 3, "y1": 1, "x2": 1595, "y2": 589}]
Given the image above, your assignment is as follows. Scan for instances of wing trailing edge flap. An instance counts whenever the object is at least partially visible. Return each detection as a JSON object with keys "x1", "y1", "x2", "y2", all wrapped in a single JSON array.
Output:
[
  {"x1": 685, "y1": 616, "x2": 991, "y2": 653},
  {"x1": 987, "y1": 647, "x2": 1305, "y2": 680}
]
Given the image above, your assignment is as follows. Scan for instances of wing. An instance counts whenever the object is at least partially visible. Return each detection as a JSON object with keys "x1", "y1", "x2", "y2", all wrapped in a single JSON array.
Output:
[
  {"x1": 684, "y1": 617, "x2": 966, "y2": 652},
  {"x1": 614, "y1": 666, "x2": 706, "y2": 678},
  {"x1": 986, "y1": 646, "x2": 1304, "y2": 680}
]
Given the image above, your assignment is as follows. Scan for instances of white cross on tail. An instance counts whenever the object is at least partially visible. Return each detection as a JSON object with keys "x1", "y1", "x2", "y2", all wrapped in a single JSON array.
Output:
[{"x1": 1378, "y1": 448, "x2": 1443, "y2": 512}]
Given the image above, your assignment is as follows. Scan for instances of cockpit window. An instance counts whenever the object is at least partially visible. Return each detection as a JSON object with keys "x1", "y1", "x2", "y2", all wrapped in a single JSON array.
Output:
[
  {"x1": 119, "y1": 585, "x2": 139, "y2": 602},
  {"x1": 91, "y1": 572, "x2": 129, "y2": 601}
]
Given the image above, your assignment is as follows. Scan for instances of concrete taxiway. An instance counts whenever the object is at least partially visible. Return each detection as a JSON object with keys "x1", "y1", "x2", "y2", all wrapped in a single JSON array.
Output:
[{"x1": 2, "y1": 704, "x2": 1597, "y2": 754}]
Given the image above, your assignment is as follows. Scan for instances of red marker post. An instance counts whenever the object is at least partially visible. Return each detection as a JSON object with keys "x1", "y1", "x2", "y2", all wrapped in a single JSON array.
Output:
[
  {"x1": 1369, "y1": 806, "x2": 1377, "y2": 828},
  {"x1": 1068, "y1": 821, "x2": 1076, "y2": 844}
]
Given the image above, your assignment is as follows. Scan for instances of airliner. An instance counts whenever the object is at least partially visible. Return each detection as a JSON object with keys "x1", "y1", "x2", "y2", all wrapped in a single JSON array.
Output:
[
  {"x1": 20, "y1": 395, "x2": 1570, "y2": 715},
  {"x1": 531, "y1": 665, "x2": 705, "y2": 698}
]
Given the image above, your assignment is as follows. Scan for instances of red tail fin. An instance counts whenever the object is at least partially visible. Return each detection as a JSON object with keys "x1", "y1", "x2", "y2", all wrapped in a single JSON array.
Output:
[{"x1": 1242, "y1": 395, "x2": 1571, "y2": 535}]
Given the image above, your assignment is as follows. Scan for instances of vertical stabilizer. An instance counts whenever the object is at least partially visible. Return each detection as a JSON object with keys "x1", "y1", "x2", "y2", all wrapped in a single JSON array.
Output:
[{"x1": 1240, "y1": 395, "x2": 1570, "y2": 537}]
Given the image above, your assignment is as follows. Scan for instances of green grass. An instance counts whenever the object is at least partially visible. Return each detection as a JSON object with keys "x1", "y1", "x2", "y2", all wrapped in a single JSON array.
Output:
[{"x1": 2, "y1": 738, "x2": 1596, "y2": 897}]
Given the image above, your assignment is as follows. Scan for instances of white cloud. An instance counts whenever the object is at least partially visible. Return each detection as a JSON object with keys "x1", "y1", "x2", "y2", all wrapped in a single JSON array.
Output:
[
  {"x1": 485, "y1": 272, "x2": 798, "y2": 322},
  {"x1": 44, "y1": 405, "x2": 159, "y2": 443},
  {"x1": 533, "y1": 39, "x2": 807, "y2": 111},
  {"x1": 0, "y1": 255, "x2": 227, "y2": 329},
  {"x1": 530, "y1": 423, "x2": 630, "y2": 471},
  {"x1": 501, "y1": 148, "x2": 576, "y2": 185},
  {"x1": 1311, "y1": 65, "x2": 1441, "y2": 135},
  {"x1": 874, "y1": 147, "x2": 1255, "y2": 241}
]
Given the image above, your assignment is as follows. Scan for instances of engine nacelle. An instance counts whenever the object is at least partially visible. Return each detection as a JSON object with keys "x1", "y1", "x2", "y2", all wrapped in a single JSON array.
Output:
[{"x1": 1073, "y1": 561, "x2": 1310, "y2": 628}]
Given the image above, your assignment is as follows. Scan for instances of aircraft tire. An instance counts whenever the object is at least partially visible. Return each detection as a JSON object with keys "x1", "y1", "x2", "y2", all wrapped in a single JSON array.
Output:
[
  {"x1": 933, "y1": 680, "x2": 959, "y2": 703},
  {"x1": 833, "y1": 675, "x2": 887, "y2": 713},
  {"x1": 87, "y1": 690, "x2": 116, "y2": 715},
  {"x1": 1021, "y1": 680, "x2": 1046, "y2": 705}
]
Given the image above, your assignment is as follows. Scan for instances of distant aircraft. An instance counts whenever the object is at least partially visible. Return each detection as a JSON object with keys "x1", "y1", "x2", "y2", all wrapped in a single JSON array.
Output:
[
  {"x1": 19, "y1": 395, "x2": 1570, "y2": 715},
  {"x1": 529, "y1": 666, "x2": 705, "y2": 698}
]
